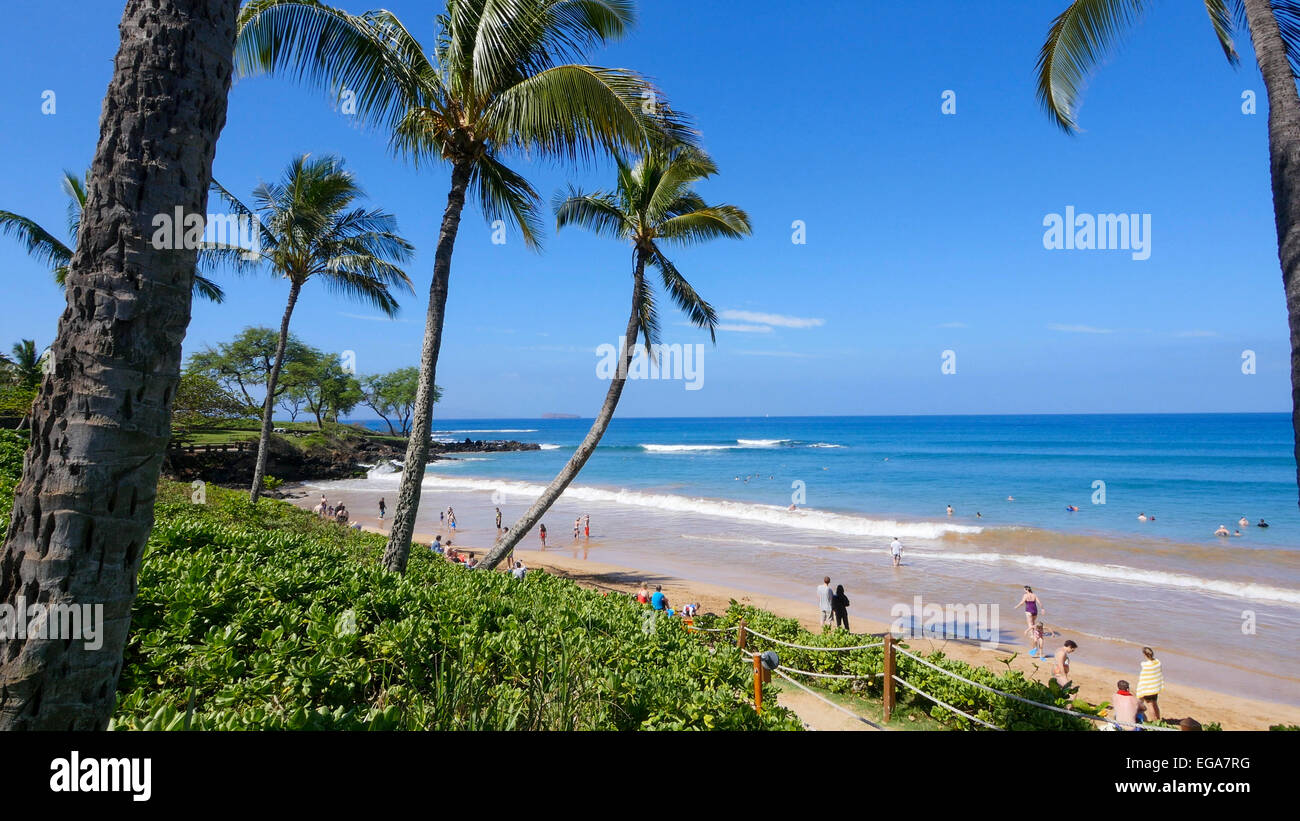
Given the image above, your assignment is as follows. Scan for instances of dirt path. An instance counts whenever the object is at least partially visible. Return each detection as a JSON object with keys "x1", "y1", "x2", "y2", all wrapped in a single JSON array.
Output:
[{"x1": 774, "y1": 687, "x2": 881, "y2": 731}]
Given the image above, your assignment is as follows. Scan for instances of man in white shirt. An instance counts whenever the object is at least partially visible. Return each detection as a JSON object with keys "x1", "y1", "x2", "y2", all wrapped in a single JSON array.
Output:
[
  {"x1": 890, "y1": 537, "x2": 902, "y2": 567},
  {"x1": 816, "y1": 576, "x2": 834, "y2": 626},
  {"x1": 511, "y1": 561, "x2": 527, "y2": 580}
]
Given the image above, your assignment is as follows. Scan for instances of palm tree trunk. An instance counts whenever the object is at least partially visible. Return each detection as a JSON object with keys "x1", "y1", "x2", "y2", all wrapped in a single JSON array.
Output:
[
  {"x1": 0, "y1": 0, "x2": 237, "y2": 731},
  {"x1": 383, "y1": 159, "x2": 474, "y2": 573},
  {"x1": 480, "y1": 261, "x2": 646, "y2": 571},
  {"x1": 1242, "y1": 0, "x2": 1300, "y2": 507},
  {"x1": 249, "y1": 279, "x2": 301, "y2": 503}
]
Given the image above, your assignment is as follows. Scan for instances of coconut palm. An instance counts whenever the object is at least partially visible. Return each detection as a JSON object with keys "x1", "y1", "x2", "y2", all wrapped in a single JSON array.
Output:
[
  {"x1": 1036, "y1": 0, "x2": 1300, "y2": 503},
  {"x1": 7, "y1": 340, "x2": 42, "y2": 392},
  {"x1": 236, "y1": 0, "x2": 693, "y2": 572},
  {"x1": 0, "y1": 169, "x2": 229, "y2": 302},
  {"x1": 0, "y1": 0, "x2": 238, "y2": 731},
  {"x1": 480, "y1": 144, "x2": 749, "y2": 570},
  {"x1": 215, "y1": 154, "x2": 415, "y2": 503}
]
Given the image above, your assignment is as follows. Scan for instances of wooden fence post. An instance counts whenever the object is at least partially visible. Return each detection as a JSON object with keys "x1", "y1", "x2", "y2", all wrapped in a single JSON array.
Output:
[
  {"x1": 882, "y1": 635, "x2": 896, "y2": 722},
  {"x1": 752, "y1": 653, "x2": 763, "y2": 714},
  {"x1": 737, "y1": 618, "x2": 747, "y2": 651}
]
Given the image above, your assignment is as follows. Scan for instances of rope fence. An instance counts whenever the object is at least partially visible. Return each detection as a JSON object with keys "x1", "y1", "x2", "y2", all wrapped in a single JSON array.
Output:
[{"x1": 696, "y1": 618, "x2": 1174, "y2": 732}]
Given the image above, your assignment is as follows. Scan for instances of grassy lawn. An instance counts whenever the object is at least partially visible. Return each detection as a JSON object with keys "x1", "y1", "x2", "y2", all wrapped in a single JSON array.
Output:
[{"x1": 174, "y1": 420, "x2": 407, "y2": 451}]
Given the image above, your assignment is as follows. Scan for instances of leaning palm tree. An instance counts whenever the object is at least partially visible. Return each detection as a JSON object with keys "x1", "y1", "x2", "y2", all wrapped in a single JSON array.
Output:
[
  {"x1": 0, "y1": 0, "x2": 238, "y2": 732},
  {"x1": 215, "y1": 154, "x2": 415, "y2": 503},
  {"x1": 1036, "y1": 0, "x2": 1300, "y2": 504},
  {"x1": 0, "y1": 169, "x2": 228, "y2": 302},
  {"x1": 236, "y1": 0, "x2": 693, "y2": 573},
  {"x1": 479, "y1": 144, "x2": 749, "y2": 570}
]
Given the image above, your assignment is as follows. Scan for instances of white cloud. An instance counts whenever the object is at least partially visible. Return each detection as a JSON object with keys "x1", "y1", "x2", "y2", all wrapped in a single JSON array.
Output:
[
  {"x1": 720, "y1": 309, "x2": 825, "y2": 329},
  {"x1": 717, "y1": 323, "x2": 774, "y2": 333},
  {"x1": 1048, "y1": 323, "x2": 1114, "y2": 334}
]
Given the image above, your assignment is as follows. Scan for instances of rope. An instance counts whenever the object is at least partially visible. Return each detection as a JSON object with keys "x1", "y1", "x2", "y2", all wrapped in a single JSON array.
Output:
[
  {"x1": 769, "y1": 666, "x2": 886, "y2": 730},
  {"x1": 893, "y1": 646, "x2": 1176, "y2": 731},
  {"x1": 778, "y1": 666, "x2": 884, "y2": 681},
  {"x1": 741, "y1": 627, "x2": 884, "y2": 652},
  {"x1": 690, "y1": 625, "x2": 738, "y2": 633},
  {"x1": 891, "y1": 675, "x2": 1003, "y2": 730}
]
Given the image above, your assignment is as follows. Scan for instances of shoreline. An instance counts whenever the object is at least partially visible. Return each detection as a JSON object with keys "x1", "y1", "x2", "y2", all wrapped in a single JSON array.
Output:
[{"x1": 294, "y1": 489, "x2": 1300, "y2": 730}]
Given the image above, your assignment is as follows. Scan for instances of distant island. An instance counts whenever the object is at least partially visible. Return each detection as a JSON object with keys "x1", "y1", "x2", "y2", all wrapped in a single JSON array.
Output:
[{"x1": 541, "y1": 413, "x2": 580, "y2": 419}]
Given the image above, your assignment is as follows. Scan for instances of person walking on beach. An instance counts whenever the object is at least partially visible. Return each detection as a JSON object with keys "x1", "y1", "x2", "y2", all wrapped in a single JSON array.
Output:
[
  {"x1": 1015, "y1": 586, "x2": 1041, "y2": 635},
  {"x1": 1029, "y1": 621, "x2": 1046, "y2": 658},
  {"x1": 831, "y1": 584, "x2": 850, "y2": 631},
  {"x1": 573, "y1": 517, "x2": 581, "y2": 541},
  {"x1": 1136, "y1": 646, "x2": 1164, "y2": 721},
  {"x1": 817, "y1": 576, "x2": 834, "y2": 627},
  {"x1": 378, "y1": 497, "x2": 386, "y2": 521},
  {"x1": 1052, "y1": 640, "x2": 1078, "y2": 691},
  {"x1": 584, "y1": 514, "x2": 590, "y2": 539},
  {"x1": 495, "y1": 507, "x2": 502, "y2": 531},
  {"x1": 448, "y1": 508, "x2": 457, "y2": 531},
  {"x1": 539, "y1": 523, "x2": 547, "y2": 548},
  {"x1": 890, "y1": 537, "x2": 902, "y2": 567}
]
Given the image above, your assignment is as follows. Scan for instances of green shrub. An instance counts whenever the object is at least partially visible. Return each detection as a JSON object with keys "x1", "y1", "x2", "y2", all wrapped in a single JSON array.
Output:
[
  {"x1": 109, "y1": 482, "x2": 800, "y2": 731},
  {"x1": 705, "y1": 603, "x2": 1092, "y2": 731}
]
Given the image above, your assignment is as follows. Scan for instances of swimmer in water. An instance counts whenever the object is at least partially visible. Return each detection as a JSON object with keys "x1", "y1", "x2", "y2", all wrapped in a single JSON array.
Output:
[
  {"x1": 946, "y1": 505, "x2": 953, "y2": 516},
  {"x1": 1066, "y1": 505, "x2": 1079, "y2": 512},
  {"x1": 1238, "y1": 516, "x2": 1250, "y2": 528},
  {"x1": 1257, "y1": 519, "x2": 1270, "y2": 528},
  {"x1": 1137, "y1": 513, "x2": 1147, "y2": 522},
  {"x1": 1214, "y1": 525, "x2": 1230, "y2": 537},
  {"x1": 1233, "y1": 529, "x2": 1242, "y2": 537},
  {"x1": 1007, "y1": 496, "x2": 1015, "y2": 501}
]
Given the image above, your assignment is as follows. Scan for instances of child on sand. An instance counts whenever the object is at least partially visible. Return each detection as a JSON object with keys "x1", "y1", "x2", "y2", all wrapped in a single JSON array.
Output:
[{"x1": 1028, "y1": 621, "x2": 1045, "y2": 657}]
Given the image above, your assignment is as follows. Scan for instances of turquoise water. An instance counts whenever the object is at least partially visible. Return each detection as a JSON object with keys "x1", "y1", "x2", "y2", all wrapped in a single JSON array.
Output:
[{"x1": 364, "y1": 413, "x2": 1300, "y2": 548}]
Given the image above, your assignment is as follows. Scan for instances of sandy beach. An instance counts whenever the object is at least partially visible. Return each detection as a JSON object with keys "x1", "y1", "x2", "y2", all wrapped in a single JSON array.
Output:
[{"x1": 295, "y1": 487, "x2": 1300, "y2": 730}]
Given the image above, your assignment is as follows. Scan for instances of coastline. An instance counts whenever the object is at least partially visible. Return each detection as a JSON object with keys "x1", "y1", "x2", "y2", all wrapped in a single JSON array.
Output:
[{"x1": 292, "y1": 488, "x2": 1300, "y2": 731}]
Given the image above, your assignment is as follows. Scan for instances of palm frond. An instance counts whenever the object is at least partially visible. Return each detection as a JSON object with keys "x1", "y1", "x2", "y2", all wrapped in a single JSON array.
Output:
[
  {"x1": 0, "y1": 210, "x2": 72, "y2": 282},
  {"x1": 475, "y1": 152, "x2": 544, "y2": 249},
  {"x1": 192, "y1": 273, "x2": 226, "y2": 303},
  {"x1": 553, "y1": 188, "x2": 627, "y2": 240},
  {"x1": 1205, "y1": 0, "x2": 1240, "y2": 65},
  {"x1": 649, "y1": 247, "x2": 717, "y2": 342},
  {"x1": 656, "y1": 205, "x2": 752, "y2": 247},
  {"x1": 632, "y1": 260, "x2": 659, "y2": 352},
  {"x1": 1035, "y1": 0, "x2": 1149, "y2": 133}
]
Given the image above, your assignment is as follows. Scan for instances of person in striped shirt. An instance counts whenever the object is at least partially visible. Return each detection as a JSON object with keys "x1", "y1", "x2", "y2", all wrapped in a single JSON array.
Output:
[{"x1": 1136, "y1": 646, "x2": 1164, "y2": 721}]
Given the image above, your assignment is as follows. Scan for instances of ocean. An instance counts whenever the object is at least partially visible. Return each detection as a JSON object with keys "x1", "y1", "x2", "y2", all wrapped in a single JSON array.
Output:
[{"x1": 324, "y1": 413, "x2": 1300, "y2": 705}]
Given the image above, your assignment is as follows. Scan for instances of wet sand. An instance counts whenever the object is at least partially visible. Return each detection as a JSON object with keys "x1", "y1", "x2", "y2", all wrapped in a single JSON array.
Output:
[{"x1": 295, "y1": 487, "x2": 1300, "y2": 730}]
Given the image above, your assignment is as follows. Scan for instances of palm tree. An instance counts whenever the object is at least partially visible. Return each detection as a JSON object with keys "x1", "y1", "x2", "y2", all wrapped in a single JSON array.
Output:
[
  {"x1": 479, "y1": 144, "x2": 749, "y2": 570},
  {"x1": 1036, "y1": 0, "x2": 1300, "y2": 504},
  {"x1": 8, "y1": 340, "x2": 42, "y2": 392},
  {"x1": 215, "y1": 154, "x2": 415, "y2": 503},
  {"x1": 236, "y1": 0, "x2": 693, "y2": 573},
  {"x1": 0, "y1": 169, "x2": 228, "y2": 302},
  {"x1": 0, "y1": 0, "x2": 238, "y2": 731}
]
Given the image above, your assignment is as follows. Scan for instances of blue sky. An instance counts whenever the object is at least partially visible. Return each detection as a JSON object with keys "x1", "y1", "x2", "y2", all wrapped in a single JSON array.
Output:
[{"x1": 0, "y1": 0, "x2": 1290, "y2": 418}]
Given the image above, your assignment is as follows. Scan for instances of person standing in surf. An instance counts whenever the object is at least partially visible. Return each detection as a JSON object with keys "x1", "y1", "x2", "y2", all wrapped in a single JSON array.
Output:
[
  {"x1": 1015, "y1": 586, "x2": 1042, "y2": 636},
  {"x1": 584, "y1": 514, "x2": 591, "y2": 539},
  {"x1": 378, "y1": 497, "x2": 386, "y2": 521},
  {"x1": 495, "y1": 507, "x2": 502, "y2": 532},
  {"x1": 816, "y1": 576, "x2": 834, "y2": 627},
  {"x1": 890, "y1": 537, "x2": 903, "y2": 567},
  {"x1": 539, "y1": 523, "x2": 547, "y2": 549}
]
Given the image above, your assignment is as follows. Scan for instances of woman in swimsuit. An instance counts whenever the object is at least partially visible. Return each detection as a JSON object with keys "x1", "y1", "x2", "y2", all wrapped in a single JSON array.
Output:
[{"x1": 1015, "y1": 586, "x2": 1041, "y2": 635}]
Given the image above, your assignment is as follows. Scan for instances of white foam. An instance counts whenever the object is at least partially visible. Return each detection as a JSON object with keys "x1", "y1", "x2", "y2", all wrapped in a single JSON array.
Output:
[
  {"x1": 641, "y1": 444, "x2": 731, "y2": 452},
  {"x1": 923, "y1": 551, "x2": 1300, "y2": 605},
  {"x1": 539, "y1": 443, "x2": 562, "y2": 450},
  {"x1": 736, "y1": 438, "x2": 789, "y2": 447},
  {"x1": 331, "y1": 472, "x2": 983, "y2": 541}
]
